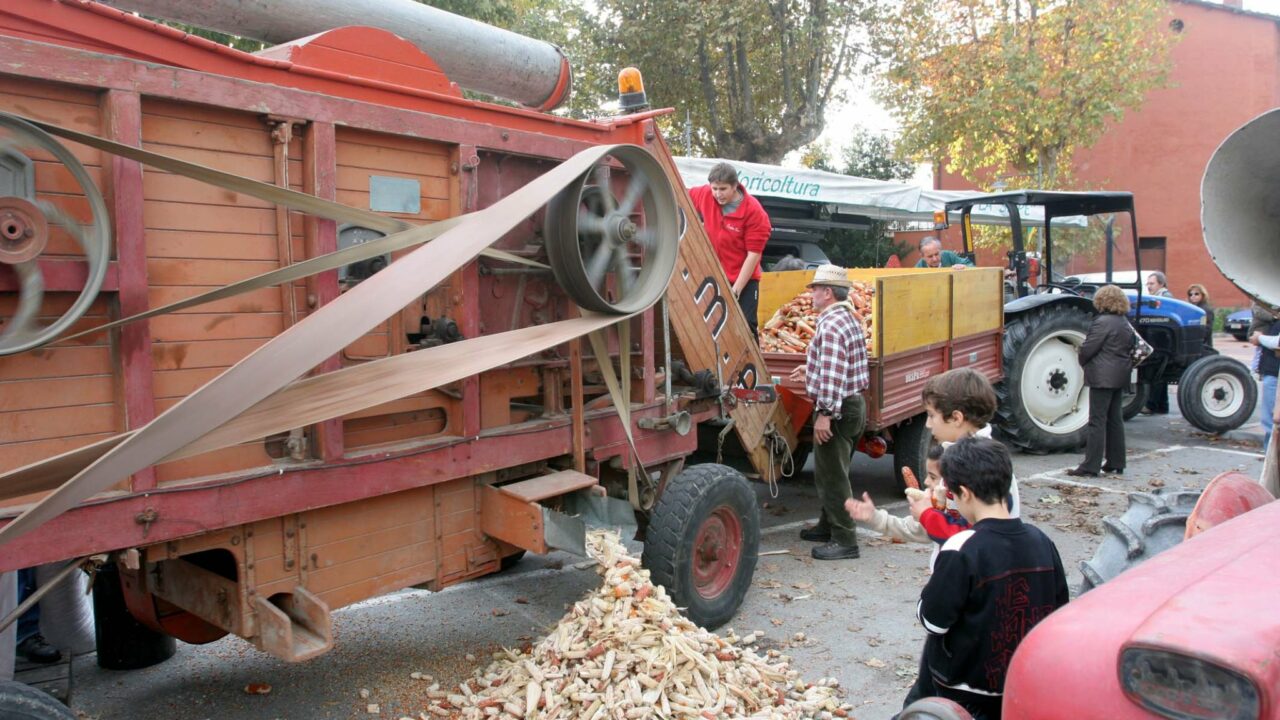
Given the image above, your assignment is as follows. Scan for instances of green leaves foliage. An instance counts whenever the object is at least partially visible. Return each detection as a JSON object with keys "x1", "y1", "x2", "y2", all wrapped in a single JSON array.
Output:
[
  {"x1": 880, "y1": 0, "x2": 1176, "y2": 192},
  {"x1": 586, "y1": 0, "x2": 880, "y2": 163}
]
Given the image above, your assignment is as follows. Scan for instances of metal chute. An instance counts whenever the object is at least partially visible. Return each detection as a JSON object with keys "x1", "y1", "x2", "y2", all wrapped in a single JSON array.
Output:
[{"x1": 100, "y1": 0, "x2": 573, "y2": 110}]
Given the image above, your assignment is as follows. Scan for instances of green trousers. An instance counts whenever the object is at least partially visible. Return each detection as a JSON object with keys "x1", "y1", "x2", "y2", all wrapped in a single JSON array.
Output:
[{"x1": 813, "y1": 395, "x2": 866, "y2": 547}]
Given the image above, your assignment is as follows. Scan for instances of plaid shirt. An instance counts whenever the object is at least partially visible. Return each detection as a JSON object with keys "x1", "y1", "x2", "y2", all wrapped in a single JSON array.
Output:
[{"x1": 805, "y1": 303, "x2": 870, "y2": 417}]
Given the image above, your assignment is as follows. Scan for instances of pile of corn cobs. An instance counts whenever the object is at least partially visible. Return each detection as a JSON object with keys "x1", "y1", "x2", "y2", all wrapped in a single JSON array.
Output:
[
  {"x1": 758, "y1": 283, "x2": 874, "y2": 355},
  {"x1": 419, "y1": 531, "x2": 855, "y2": 719}
]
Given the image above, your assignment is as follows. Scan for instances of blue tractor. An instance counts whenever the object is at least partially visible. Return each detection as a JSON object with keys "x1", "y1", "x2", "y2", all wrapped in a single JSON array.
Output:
[{"x1": 943, "y1": 191, "x2": 1256, "y2": 453}]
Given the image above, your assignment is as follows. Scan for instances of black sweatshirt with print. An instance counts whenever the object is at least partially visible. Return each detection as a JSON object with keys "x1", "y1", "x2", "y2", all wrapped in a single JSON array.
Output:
[{"x1": 917, "y1": 517, "x2": 1070, "y2": 700}]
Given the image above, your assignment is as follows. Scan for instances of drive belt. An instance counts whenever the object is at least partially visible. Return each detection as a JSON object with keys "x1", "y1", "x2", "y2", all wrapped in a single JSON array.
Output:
[{"x1": 0, "y1": 124, "x2": 673, "y2": 546}]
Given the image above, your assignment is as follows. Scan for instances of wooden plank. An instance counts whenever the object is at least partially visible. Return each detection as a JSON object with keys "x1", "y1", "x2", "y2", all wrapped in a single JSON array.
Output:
[
  {"x1": 498, "y1": 470, "x2": 596, "y2": 503},
  {"x1": 308, "y1": 522, "x2": 435, "y2": 582},
  {"x1": 303, "y1": 487, "x2": 435, "y2": 546},
  {"x1": 951, "y1": 267, "x2": 1004, "y2": 339},
  {"x1": 0, "y1": 375, "x2": 114, "y2": 412},
  {"x1": 145, "y1": 229, "x2": 279, "y2": 261},
  {"x1": 342, "y1": 416, "x2": 450, "y2": 450},
  {"x1": 152, "y1": 443, "x2": 274, "y2": 483},
  {"x1": 146, "y1": 258, "x2": 282, "y2": 286},
  {"x1": 34, "y1": 159, "x2": 104, "y2": 195},
  {"x1": 149, "y1": 338, "x2": 269, "y2": 371},
  {"x1": 335, "y1": 135, "x2": 451, "y2": 175},
  {"x1": 148, "y1": 312, "x2": 283, "y2": 343},
  {"x1": 140, "y1": 148, "x2": 275, "y2": 182},
  {"x1": 878, "y1": 271, "x2": 952, "y2": 357},
  {"x1": 0, "y1": 433, "x2": 117, "y2": 475},
  {"x1": 142, "y1": 171, "x2": 275, "y2": 209},
  {"x1": 143, "y1": 200, "x2": 277, "y2": 234},
  {"x1": 147, "y1": 285, "x2": 282, "y2": 314},
  {"x1": 479, "y1": 485, "x2": 545, "y2": 554},
  {"x1": 140, "y1": 111, "x2": 274, "y2": 158},
  {"x1": 0, "y1": 404, "x2": 116, "y2": 443},
  {"x1": 337, "y1": 128, "x2": 453, "y2": 158},
  {"x1": 152, "y1": 367, "x2": 223, "y2": 400},
  {"x1": 0, "y1": 345, "x2": 111, "y2": 381},
  {"x1": 0, "y1": 76, "x2": 99, "y2": 106}
]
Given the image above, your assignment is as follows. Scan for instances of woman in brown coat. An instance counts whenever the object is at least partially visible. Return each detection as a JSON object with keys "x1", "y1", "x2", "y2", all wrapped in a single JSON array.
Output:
[{"x1": 1068, "y1": 286, "x2": 1134, "y2": 477}]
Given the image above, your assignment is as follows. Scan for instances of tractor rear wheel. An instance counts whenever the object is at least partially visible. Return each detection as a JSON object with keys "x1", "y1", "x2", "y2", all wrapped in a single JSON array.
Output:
[
  {"x1": 1121, "y1": 382, "x2": 1148, "y2": 421},
  {"x1": 642, "y1": 463, "x2": 759, "y2": 630},
  {"x1": 1078, "y1": 489, "x2": 1201, "y2": 593},
  {"x1": 1176, "y1": 355, "x2": 1257, "y2": 433},
  {"x1": 892, "y1": 413, "x2": 933, "y2": 489},
  {"x1": 92, "y1": 563, "x2": 176, "y2": 670},
  {"x1": 996, "y1": 304, "x2": 1093, "y2": 453}
]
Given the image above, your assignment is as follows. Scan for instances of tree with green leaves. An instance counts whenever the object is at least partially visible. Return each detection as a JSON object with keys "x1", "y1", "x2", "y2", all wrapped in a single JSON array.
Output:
[
  {"x1": 586, "y1": 1, "x2": 880, "y2": 163},
  {"x1": 879, "y1": 0, "x2": 1176, "y2": 255},
  {"x1": 883, "y1": 0, "x2": 1175, "y2": 189}
]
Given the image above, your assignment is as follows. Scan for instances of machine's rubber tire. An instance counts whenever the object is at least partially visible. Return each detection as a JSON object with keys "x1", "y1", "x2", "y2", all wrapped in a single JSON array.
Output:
[
  {"x1": 1078, "y1": 489, "x2": 1202, "y2": 593},
  {"x1": 642, "y1": 464, "x2": 759, "y2": 630},
  {"x1": 892, "y1": 414, "x2": 933, "y2": 489},
  {"x1": 900, "y1": 697, "x2": 975, "y2": 720},
  {"x1": 0, "y1": 680, "x2": 75, "y2": 720},
  {"x1": 91, "y1": 563, "x2": 176, "y2": 670},
  {"x1": 1121, "y1": 383, "x2": 1149, "y2": 421},
  {"x1": 1176, "y1": 355, "x2": 1257, "y2": 433},
  {"x1": 996, "y1": 304, "x2": 1094, "y2": 453}
]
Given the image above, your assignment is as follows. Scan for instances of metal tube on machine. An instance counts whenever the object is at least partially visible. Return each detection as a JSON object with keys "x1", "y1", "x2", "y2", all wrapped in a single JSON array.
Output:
[{"x1": 100, "y1": 0, "x2": 573, "y2": 110}]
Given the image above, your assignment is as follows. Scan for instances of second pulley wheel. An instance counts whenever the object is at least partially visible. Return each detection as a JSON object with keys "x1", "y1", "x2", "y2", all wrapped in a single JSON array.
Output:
[{"x1": 545, "y1": 145, "x2": 678, "y2": 315}]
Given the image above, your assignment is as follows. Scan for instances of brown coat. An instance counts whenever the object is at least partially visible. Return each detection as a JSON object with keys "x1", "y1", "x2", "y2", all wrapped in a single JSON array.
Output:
[{"x1": 1079, "y1": 313, "x2": 1133, "y2": 389}]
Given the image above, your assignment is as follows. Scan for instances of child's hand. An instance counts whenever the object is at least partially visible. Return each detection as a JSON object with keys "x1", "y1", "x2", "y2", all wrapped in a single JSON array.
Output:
[
  {"x1": 908, "y1": 492, "x2": 933, "y2": 521},
  {"x1": 845, "y1": 492, "x2": 876, "y2": 523}
]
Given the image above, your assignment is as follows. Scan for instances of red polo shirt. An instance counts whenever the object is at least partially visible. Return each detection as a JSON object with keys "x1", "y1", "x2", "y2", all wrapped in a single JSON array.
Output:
[{"x1": 689, "y1": 184, "x2": 771, "y2": 283}]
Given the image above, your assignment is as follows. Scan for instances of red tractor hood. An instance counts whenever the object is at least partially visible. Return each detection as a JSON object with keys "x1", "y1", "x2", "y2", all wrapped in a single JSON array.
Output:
[{"x1": 1004, "y1": 499, "x2": 1280, "y2": 719}]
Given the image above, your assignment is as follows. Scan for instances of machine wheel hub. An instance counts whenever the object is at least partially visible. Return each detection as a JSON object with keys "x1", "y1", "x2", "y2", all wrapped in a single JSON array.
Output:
[{"x1": 0, "y1": 196, "x2": 48, "y2": 265}]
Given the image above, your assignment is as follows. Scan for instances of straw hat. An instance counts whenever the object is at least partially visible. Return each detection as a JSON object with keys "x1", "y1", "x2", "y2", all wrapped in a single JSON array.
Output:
[{"x1": 807, "y1": 264, "x2": 852, "y2": 289}]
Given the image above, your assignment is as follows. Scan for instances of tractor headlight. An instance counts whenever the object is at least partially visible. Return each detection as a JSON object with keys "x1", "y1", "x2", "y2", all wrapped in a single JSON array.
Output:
[{"x1": 1120, "y1": 647, "x2": 1260, "y2": 720}]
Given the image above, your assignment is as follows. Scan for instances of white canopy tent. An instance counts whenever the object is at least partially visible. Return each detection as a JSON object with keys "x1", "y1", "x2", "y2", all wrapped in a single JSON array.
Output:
[{"x1": 673, "y1": 157, "x2": 1086, "y2": 228}]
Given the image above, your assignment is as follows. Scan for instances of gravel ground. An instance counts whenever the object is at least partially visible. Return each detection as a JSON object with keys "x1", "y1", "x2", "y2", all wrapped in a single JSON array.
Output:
[{"x1": 64, "y1": 334, "x2": 1268, "y2": 720}]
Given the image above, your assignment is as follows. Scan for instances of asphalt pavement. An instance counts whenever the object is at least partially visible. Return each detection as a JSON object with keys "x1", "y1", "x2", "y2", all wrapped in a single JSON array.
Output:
[{"x1": 65, "y1": 334, "x2": 1270, "y2": 720}]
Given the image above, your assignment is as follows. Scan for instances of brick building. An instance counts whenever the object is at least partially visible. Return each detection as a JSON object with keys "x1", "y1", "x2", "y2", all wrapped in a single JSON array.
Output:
[{"x1": 920, "y1": 0, "x2": 1280, "y2": 309}]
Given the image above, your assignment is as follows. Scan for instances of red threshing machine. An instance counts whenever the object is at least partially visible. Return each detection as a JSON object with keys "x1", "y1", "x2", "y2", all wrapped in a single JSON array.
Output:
[{"x1": 0, "y1": 0, "x2": 797, "y2": 691}]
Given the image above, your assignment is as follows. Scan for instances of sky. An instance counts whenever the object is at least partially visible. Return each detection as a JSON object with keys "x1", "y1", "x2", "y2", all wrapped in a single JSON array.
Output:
[{"x1": 800, "y1": 0, "x2": 1280, "y2": 182}]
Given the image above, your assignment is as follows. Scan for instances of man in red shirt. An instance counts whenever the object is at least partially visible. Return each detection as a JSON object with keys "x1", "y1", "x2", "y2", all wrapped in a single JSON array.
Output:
[{"x1": 688, "y1": 162, "x2": 772, "y2": 338}]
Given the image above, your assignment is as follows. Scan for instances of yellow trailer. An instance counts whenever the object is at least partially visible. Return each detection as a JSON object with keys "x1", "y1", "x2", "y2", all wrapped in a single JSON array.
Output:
[{"x1": 758, "y1": 266, "x2": 1005, "y2": 481}]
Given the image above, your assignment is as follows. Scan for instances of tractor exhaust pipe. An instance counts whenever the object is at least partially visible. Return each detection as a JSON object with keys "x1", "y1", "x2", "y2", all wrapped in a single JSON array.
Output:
[
  {"x1": 1201, "y1": 108, "x2": 1280, "y2": 308},
  {"x1": 99, "y1": 0, "x2": 572, "y2": 110}
]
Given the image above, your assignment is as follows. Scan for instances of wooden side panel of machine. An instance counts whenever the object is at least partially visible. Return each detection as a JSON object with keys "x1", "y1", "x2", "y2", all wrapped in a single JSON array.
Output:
[
  {"x1": 136, "y1": 99, "x2": 293, "y2": 482},
  {"x1": 0, "y1": 78, "x2": 122, "y2": 475},
  {"x1": 332, "y1": 126, "x2": 460, "y2": 451}
]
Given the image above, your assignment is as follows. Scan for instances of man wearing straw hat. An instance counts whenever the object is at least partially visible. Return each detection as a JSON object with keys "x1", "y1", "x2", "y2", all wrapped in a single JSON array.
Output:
[{"x1": 789, "y1": 264, "x2": 870, "y2": 560}]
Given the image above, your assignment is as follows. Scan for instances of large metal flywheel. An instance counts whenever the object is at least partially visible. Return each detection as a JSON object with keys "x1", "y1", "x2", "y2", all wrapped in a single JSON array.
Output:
[
  {"x1": 545, "y1": 145, "x2": 678, "y2": 314},
  {"x1": 0, "y1": 114, "x2": 111, "y2": 355}
]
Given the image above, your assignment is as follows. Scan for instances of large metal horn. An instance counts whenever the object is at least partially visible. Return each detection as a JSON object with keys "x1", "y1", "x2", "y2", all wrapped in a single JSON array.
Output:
[{"x1": 1201, "y1": 108, "x2": 1280, "y2": 307}]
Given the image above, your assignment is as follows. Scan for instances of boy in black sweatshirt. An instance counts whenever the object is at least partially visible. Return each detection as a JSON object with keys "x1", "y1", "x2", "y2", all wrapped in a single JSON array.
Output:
[{"x1": 910, "y1": 437, "x2": 1069, "y2": 719}]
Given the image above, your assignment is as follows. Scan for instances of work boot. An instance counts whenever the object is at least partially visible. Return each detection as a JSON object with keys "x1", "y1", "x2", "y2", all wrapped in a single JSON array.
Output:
[
  {"x1": 811, "y1": 541, "x2": 860, "y2": 560},
  {"x1": 799, "y1": 523, "x2": 831, "y2": 542},
  {"x1": 16, "y1": 634, "x2": 61, "y2": 664}
]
